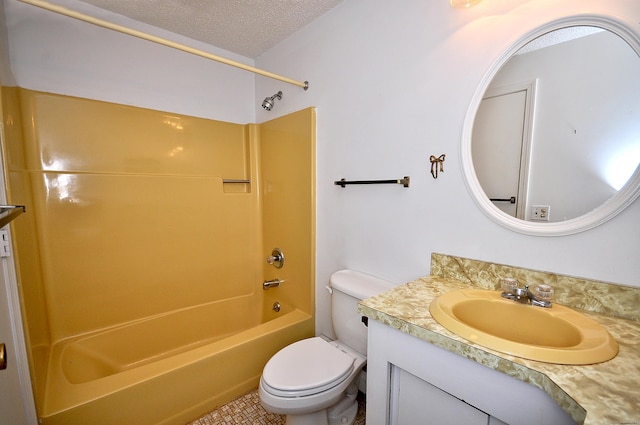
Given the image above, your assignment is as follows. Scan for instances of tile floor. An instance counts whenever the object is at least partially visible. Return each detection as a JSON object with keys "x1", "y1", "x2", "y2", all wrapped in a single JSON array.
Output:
[{"x1": 187, "y1": 388, "x2": 366, "y2": 425}]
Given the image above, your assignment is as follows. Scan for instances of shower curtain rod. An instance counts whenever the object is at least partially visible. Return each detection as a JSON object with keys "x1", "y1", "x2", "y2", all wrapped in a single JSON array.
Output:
[{"x1": 19, "y1": 0, "x2": 310, "y2": 90}]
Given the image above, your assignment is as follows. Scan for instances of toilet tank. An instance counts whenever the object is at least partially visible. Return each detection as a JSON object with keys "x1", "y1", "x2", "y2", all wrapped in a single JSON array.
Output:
[{"x1": 330, "y1": 270, "x2": 394, "y2": 356}]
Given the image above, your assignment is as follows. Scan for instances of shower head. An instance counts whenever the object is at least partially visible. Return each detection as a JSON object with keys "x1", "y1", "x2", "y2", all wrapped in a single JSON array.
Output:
[{"x1": 262, "y1": 91, "x2": 283, "y2": 111}]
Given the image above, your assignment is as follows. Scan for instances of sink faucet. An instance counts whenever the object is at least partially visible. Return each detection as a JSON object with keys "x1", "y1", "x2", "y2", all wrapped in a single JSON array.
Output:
[{"x1": 500, "y1": 279, "x2": 553, "y2": 308}]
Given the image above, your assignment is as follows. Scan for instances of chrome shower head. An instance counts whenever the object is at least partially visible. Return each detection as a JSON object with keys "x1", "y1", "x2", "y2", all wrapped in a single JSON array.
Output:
[{"x1": 262, "y1": 91, "x2": 282, "y2": 111}]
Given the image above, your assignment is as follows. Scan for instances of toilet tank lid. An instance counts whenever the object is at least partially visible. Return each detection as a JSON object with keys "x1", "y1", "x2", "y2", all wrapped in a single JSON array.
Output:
[{"x1": 330, "y1": 269, "x2": 395, "y2": 300}]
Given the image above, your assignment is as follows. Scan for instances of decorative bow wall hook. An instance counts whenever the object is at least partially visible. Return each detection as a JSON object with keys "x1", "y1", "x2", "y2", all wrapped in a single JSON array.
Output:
[{"x1": 430, "y1": 154, "x2": 445, "y2": 179}]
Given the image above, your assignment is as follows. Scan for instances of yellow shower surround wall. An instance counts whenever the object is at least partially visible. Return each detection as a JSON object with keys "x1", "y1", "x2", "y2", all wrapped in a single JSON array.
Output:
[{"x1": 1, "y1": 87, "x2": 315, "y2": 422}]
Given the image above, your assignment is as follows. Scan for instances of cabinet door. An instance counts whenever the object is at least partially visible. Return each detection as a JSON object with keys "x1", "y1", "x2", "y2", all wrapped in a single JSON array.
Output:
[{"x1": 390, "y1": 366, "x2": 489, "y2": 425}]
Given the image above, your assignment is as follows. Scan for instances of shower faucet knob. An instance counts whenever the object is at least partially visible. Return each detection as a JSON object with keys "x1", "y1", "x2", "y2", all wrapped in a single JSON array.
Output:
[{"x1": 266, "y1": 248, "x2": 284, "y2": 268}]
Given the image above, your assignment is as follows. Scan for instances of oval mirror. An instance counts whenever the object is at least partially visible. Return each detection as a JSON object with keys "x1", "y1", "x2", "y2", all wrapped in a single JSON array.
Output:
[{"x1": 461, "y1": 17, "x2": 640, "y2": 236}]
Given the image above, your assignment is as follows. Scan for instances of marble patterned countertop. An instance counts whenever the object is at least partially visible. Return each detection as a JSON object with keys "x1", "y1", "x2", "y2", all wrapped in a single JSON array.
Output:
[{"x1": 358, "y1": 275, "x2": 640, "y2": 425}]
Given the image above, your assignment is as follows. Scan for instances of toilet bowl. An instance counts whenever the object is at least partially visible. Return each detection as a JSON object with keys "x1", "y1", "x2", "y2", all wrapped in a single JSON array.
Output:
[
  {"x1": 259, "y1": 337, "x2": 365, "y2": 423},
  {"x1": 259, "y1": 270, "x2": 394, "y2": 425}
]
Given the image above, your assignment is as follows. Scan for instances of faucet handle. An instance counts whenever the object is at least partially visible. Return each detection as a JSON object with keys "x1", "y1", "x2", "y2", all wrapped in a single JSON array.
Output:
[
  {"x1": 533, "y1": 284, "x2": 554, "y2": 302},
  {"x1": 266, "y1": 248, "x2": 284, "y2": 268},
  {"x1": 500, "y1": 278, "x2": 518, "y2": 293}
]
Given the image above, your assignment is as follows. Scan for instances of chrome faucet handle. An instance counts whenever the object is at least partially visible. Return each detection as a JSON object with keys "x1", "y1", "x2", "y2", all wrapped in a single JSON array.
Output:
[
  {"x1": 500, "y1": 277, "x2": 518, "y2": 293},
  {"x1": 523, "y1": 283, "x2": 554, "y2": 307},
  {"x1": 533, "y1": 284, "x2": 554, "y2": 300},
  {"x1": 500, "y1": 277, "x2": 519, "y2": 300},
  {"x1": 266, "y1": 248, "x2": 284, "y2": 268}
]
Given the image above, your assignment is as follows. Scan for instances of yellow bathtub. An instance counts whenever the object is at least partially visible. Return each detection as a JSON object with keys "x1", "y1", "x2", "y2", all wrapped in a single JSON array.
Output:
[{"x1": 40, "y1": 297, "x2": 313, "y2": 425}]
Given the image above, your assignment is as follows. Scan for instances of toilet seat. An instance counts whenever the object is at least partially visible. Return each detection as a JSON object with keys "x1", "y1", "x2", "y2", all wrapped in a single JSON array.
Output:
[{"x1": 261, "y1": 337, "x2": 355, "y2": 398}]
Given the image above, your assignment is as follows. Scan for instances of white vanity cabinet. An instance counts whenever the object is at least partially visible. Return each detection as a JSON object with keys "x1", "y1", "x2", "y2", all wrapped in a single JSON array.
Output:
[
  {"x1": 391, "y1": 366, "x2": 507, "y2": 425},
  {"x1": 365, "y1": 320, "x2": 577, "y2": 425}
]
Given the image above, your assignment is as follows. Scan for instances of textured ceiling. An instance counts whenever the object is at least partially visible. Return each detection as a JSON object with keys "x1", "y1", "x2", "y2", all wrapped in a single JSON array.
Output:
[
  {"x1": 78, "y1": 0, "x2": 344, "y2": 58},
  {"x1": 517, "y1": 26, "x2": 603, "y2": 55}
]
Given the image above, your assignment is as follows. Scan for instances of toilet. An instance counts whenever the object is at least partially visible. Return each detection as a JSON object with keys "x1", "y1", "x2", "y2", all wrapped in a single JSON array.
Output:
[{"x1": 259, "y1": 269, "x2": 394, "y2": 425}]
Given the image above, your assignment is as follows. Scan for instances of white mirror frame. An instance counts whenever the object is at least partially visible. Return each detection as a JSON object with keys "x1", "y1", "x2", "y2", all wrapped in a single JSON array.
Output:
[{"x1": 461, "y1": 15, "x2": 640, "y2": 236}]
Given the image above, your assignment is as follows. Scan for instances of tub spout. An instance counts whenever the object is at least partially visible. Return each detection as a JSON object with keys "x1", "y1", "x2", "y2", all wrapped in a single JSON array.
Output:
[{"x1": 263, "y1": 279, "x2": 284, "y2": 290}]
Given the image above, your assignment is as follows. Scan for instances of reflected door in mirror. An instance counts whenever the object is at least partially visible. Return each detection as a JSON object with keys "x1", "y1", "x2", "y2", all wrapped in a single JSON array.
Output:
[{"x1": 473, "y1": 86, "x2": 532, "y2": 219}]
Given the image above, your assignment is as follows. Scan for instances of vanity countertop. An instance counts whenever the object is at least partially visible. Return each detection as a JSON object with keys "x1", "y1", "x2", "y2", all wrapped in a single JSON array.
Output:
[{"x1": 358, "y1": 275, "x2": 640, "y2": 425}]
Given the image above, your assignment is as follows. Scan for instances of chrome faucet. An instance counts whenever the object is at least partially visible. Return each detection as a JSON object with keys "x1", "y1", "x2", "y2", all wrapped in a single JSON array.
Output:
[
  {"x1": 500, "y1": 279, "x2": 553, "y2": 308},
  {"x1": 263, "y1": 278, "x2": 284, "y2": 290}
]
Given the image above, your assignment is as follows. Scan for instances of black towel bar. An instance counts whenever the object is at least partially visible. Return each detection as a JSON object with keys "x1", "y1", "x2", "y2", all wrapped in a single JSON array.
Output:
[
  {"x1": 335, "y1": 176, "x2": 410, "y2": 188},
  {"x1": 490, "y1": 197, "x2": 516, "y2": 204}
]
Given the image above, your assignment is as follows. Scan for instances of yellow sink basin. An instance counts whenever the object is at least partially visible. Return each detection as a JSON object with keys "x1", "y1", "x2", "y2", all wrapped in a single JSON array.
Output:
[{"x1": 429, "y1": 289, "x2": 618, "y2": 364}]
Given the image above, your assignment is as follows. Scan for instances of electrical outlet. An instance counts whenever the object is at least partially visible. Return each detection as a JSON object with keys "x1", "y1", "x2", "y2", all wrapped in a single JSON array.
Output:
[{"x1": 531, "y1": 205, "x2": 550, "y2": 221}]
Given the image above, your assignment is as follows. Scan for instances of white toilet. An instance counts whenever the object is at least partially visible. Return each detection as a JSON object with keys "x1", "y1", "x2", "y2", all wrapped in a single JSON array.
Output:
[{"x1": 259, "y1": 269, "x2": 394, "y2": 425}]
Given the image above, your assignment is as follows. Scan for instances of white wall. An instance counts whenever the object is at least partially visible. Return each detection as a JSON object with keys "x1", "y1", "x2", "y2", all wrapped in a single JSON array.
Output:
[
  {"x1": 253, "y1": 0, "x2": 640, "y2": 336},
  {"x1": 3, "y1": 0, "x2": 255, "y2": 123},
  {"x1": 4, "y1": 0, "x2": 639, "y2": 339},
  {"x1": 0, "y1": 1, "x2": 14, "y2": 85}
]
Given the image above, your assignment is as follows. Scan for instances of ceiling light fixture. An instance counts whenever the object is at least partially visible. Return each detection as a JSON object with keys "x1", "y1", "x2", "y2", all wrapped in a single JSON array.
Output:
[{"x1": 450, "y1": 0, "x2": 481, "y2": 7}]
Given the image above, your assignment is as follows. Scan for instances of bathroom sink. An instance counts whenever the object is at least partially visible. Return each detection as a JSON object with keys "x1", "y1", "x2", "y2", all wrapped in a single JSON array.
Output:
[{"x1": 429, "y1": 289, "x2": 618, "y2": 364}]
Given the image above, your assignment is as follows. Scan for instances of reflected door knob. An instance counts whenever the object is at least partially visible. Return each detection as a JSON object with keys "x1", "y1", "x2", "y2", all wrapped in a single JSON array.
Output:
[{"x1": 0, "y1": 342, "x2": 6, "y2": 370}]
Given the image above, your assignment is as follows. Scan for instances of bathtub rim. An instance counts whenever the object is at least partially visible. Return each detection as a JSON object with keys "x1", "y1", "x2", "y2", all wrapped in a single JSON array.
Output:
[{"x1": 40, "y1": 308, "x2": 311, "y2": 418}]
